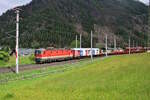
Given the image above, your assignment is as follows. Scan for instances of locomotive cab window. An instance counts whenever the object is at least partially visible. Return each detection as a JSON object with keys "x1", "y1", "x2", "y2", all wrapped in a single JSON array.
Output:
[{"x1": 35, "y1": 50, "x2": 43, "y2": 55}]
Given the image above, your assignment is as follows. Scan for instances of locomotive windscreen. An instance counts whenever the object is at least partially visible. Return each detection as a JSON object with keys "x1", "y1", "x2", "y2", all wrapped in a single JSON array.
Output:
[{"x1": 35, "y1": 50, "x2": 42, "y2": 55}]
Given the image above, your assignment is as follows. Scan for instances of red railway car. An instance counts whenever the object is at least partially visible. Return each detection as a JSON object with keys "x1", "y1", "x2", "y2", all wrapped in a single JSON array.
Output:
[
  {"x1": 35, "y1": 49, "x2": 74, "y2": 63},
  {"x1": 125, "y1": 47, "x2": 145, "y2": 54}
]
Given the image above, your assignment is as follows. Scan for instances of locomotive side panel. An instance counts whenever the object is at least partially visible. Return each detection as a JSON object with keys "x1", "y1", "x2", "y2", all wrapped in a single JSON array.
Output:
[{"x1": 35, "y1": 49, "x2": 74, "y2": 63}]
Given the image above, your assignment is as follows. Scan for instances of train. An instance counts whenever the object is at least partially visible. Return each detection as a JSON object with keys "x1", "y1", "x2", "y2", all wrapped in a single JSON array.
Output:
[{"x1": 34, "y1": 47, "x2": 147, "y2": 64}]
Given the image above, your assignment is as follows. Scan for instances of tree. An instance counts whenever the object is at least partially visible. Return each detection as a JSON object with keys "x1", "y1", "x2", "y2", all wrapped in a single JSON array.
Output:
[
  {"x1": 96, "y1": 43, "x2": 105, "y2": 48},
  {"x1": 31, "y1": 41, "x2": 40, "y2": 49},
  {"x1": 70, "y1": 40, "x2": 80, "y2": 48}
]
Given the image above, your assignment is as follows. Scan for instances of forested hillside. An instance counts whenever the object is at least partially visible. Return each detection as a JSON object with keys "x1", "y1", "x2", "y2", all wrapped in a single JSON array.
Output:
[{"x1": 0, "y1": 0, "x2": 148, "y2": 48}]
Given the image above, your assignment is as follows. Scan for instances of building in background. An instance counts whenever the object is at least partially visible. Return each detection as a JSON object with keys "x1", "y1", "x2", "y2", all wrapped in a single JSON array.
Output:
[{"x1": 19, "y1": 48, "x2": 35, "y2": 56}]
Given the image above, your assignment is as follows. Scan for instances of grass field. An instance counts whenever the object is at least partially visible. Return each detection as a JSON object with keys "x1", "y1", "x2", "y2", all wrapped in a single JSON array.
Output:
[
  {"x1": 0, "y1": 53, "x2": 150, "y2": 100},
  {"x1": 0, "y1": 55, "x2": 35, "y2": 68}
]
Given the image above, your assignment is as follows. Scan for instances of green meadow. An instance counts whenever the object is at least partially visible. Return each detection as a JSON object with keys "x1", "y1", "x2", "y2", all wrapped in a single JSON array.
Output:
[
  {"x1": 0, "y1": 55, "x2": 35, "y2": 68},
  {"x1": 0, "y1": 53, "x2": 150, "y2": 100}
]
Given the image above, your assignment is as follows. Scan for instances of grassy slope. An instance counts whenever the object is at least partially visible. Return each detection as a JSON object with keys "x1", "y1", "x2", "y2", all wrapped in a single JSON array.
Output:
[
  {"x1": 0, "y1": 56, "x2": 35, "y2": 68},
  {"x1": 0, "y1": 53, "x2": 150, "y2": 100}
]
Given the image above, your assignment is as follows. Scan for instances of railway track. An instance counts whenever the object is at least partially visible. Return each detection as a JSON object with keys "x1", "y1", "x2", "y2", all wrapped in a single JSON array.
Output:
[{"x1": 0, "y1": 58, "x2": 90, "y2": 74}]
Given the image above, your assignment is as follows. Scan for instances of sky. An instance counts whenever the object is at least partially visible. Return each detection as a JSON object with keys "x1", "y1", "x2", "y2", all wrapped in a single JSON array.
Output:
[
  {"x1": 0, "y1": 0, "x2": 32, "y2": 15},
  {"x1": 140, "y1": 0, "x2": 149, "y2": 4},
  {"x1": 0, "y1": 0, "x2": 149, "y2": 15}
]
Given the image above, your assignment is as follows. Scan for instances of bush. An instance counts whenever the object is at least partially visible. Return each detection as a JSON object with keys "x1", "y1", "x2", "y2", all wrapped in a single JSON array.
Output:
[
  {"x1": 1, "y1": 46, "x2": 10, "y2": 52},
  {"x1": 0, "y1": 51, "x2": 10, "y2": 62},
  {"x1": 29, "y1": 54, "x2": 35, "y2": 61}
]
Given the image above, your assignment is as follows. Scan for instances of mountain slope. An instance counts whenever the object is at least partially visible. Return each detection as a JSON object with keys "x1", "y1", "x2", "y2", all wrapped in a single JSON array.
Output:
[{"x1": 0, "y1": 0, "x2": 148, "y2": 48}]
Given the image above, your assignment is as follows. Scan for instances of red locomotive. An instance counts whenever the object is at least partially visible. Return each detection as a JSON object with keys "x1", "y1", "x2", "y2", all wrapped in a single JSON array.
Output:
[
  {"x1": 35, "y1": 49, "x2": 80, "y2": 63},
  {"x1": 35, "y1": 49, "x2": 72, "y2": 63}
]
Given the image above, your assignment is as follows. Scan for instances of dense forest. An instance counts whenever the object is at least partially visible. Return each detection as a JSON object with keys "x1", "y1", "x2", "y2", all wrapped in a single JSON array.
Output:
[{"x1": 0, "y1": 0, "x2": 148, "y2": 49}]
